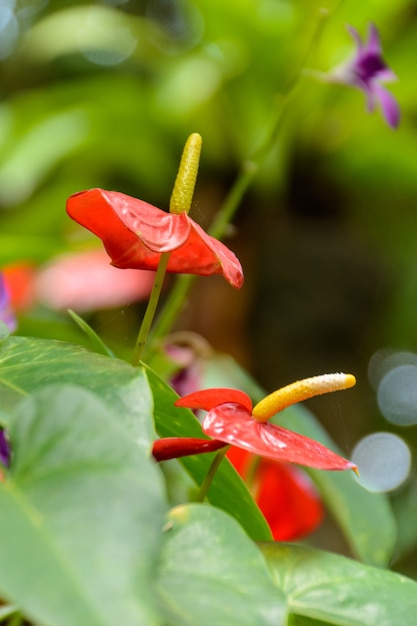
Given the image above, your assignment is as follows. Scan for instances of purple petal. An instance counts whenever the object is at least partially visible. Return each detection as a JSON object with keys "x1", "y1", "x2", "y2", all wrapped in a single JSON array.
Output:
[
  {"x1": 373, "y1": 83, "x2": 400, "y2": 128},
  {"x1": 0, "y1": 274, "x2": 7, "y2": 308},
  {"x1": 0, "y1": 274, "x2": 16, "y2": 332},
  {"x1": 377, "y1": 67, "x2": 397, "y2": 84},
  {"x1": 347, "y1": 25, "x2": 363, "y2": 50},
  {"x1": 366, "y1": 24, "x2": 382, "y2": 56},
  {"x1": 361, "y1": 86, "x2": 377, "y2": 113},
  {"x1": 0, "y1": 430, "x2": 9, "y2": 467}
]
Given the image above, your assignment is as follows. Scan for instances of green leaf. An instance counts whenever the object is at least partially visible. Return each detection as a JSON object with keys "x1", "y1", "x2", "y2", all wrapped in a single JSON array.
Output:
[
  {"x1": 262, "y1": 543, "x2": 417, "y2": 626},
  {"x1": 0, "y1": 322, "x2": 10, "y2": 342},
  {"x1": 0, "y1": 605, "x2": 18, "y2": 621},
  {"x1": 287, "y1": 615, "x2": 330, "y2": 626},
  {"x1": 0, "y1": 234, "x2": 64, "y2": 265},
  {"x1": 391, "y1": 478, "x2": 417, "y2": 559},
  {"x1": 67, "y1": 309, "x2": 114, "y2": 357},
  {"x1": 145, "y1": 364, "x2": 272, "y2": 542},
  {"x1": 0, "y1": 385, "x2": 166, "y2": 626},
  {"x1": 0, "y1": 335, "x2": 154, "y2": 449},
  {"x1": 275, "y1": 405, "x2": 396, "y2": 567},
  {"x1": 158, "y1": 503, "x2": 286, "y2": 626}
]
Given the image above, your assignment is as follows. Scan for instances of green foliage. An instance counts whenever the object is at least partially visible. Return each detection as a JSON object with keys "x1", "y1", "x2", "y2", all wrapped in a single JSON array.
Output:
[
  {"x1": 158, "y1": 504, "x2": 286, "y2": 625},
  {"x1": 263, "y1": 543, "x2": 417, "y2": 626},
  {"x1": 0, "y1": 335, "x2": 156, "y2": 448},
  {"x1": 0, "y1": 385, "x2": 165, "y2": 626}
]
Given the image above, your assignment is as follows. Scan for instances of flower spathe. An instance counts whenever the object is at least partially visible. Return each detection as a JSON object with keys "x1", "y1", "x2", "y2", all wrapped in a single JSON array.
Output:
[
  {"x1": 66, "y1": 188, "x2": 243, "y2": 289},
  {"x1": 331, "y1": 24, "x2": 400, "y2": 128},
  {"x1": 174, "y1": 374, "x2": 357, "y2": 472},
  {"x1": 152, "y1": 437, "x2": 227, "y2": 462}
]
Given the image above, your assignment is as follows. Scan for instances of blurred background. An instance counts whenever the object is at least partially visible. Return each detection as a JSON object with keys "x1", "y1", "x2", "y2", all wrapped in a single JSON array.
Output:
[{"x1": 1, "y1": 0, "x2": 417, "y2": 574}]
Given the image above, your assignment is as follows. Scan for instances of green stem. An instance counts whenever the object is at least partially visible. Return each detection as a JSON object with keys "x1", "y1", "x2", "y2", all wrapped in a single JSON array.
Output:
[
  {"x1": 196, "y1": 445, "x2": 230, "y2": 502},
  {"x1": 131, "y1": 252, "x2": 170, "y2": 366},
  {"x1": 209, "y1": 160, "x2": 258, "y2": 240},
  {"x1": 147, "y1": 9, "x2": 330, "y2": 346}
]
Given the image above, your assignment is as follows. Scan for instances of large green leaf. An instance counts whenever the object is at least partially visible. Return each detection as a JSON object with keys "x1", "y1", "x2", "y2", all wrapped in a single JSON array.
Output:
[
  {"x1": 0, "y1": 385, "x2": 166, "y2": 626},
  {"x1": 157, "y1": 503, "x2": 286, "y2": 626},
  {"x1": 0, "y1": 335, "x2": 154, "y2": 449},
  {"x1": 145, "y1": 364, "x2": 272, "y2": 541},
  {"x1": 262, "y1": 543, "x2": 417, "y2": 626}
]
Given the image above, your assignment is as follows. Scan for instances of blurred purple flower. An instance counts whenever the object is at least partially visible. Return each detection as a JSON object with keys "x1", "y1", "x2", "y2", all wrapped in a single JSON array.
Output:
[
  {"x1": 0, "y1": 273, "x2": 17, "y2": 332},
  {"x1": 165, "y1": 332, "x2": 210, "y2": 399},
  {"x1": 331, "y1": 24, "x2": 400, "y2": 128},
  {"x1": 0, "y1": 430, "x2": 9, "y2": 467}
]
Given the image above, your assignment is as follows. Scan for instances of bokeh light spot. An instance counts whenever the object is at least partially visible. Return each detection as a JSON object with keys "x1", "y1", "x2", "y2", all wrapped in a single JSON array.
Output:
[
  {"x1": 368, "y1": 349, "x2": 417, "y2": 391},
  {"x1": 377, "y1": 364, "x2": 417, "y2": 426},
  {"x1": 78, "y1": 7, "x2": 137, "y2": 66},
  {"x1": 0, "y1": 4, "x2": 19, "y2": 59},
  {"x1": 352, "y1": 432, "x2": 411, "y2": 493}
]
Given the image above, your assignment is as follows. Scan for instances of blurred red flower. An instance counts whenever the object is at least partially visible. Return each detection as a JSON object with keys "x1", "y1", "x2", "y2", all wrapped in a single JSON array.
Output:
[
  {"x1": 35, "y1": 248, "x2": 154, "y2": 312},
  {"x1": 227, "y1": 446, "x2": 323, "y2": 541},
  {"x1": 2, "y1": 264, "x2": 36, "y2": 311}
]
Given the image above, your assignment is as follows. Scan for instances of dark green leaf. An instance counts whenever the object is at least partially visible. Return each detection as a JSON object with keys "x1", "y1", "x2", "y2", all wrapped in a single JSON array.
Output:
[
  {"x1": 287, "y1": 615, "x2": 331, "y2": 626},
  {"x1": 391, "y1": 478, "x2": 417, "y2": 560},
  {"x1": 0, "y1": 385, "x2": 166, "y2": 626},
  {"x1": 158, "y1": 503, "x2": 286, "y2": 626}
]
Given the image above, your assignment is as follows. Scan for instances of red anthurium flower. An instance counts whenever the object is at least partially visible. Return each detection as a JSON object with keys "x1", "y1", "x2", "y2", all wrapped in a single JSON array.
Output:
[
  {"x1": 174, "y1": 374, "x2": 358, "y2": 472},
  {"x1": 227, "y1": 446, "x2": 323, "y2": 541},
  {"x1": 66, "y1": 188, "x2": 243, "y2": 289}
]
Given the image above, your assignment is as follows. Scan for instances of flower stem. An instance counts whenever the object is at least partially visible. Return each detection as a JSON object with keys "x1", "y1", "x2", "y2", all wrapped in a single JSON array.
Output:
[
  {"x1": 196, "y1": 445, "x2": 230, "y2": 502},
  {"x1": 146, "y1": 161, "x2": 259, "y2": 354},
  {"x1": 146, "y1": 9, "x2": 330, "y2": 347},
  {"x1": 131, "y1": 252, "x2": 170, "y2": 366}
]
